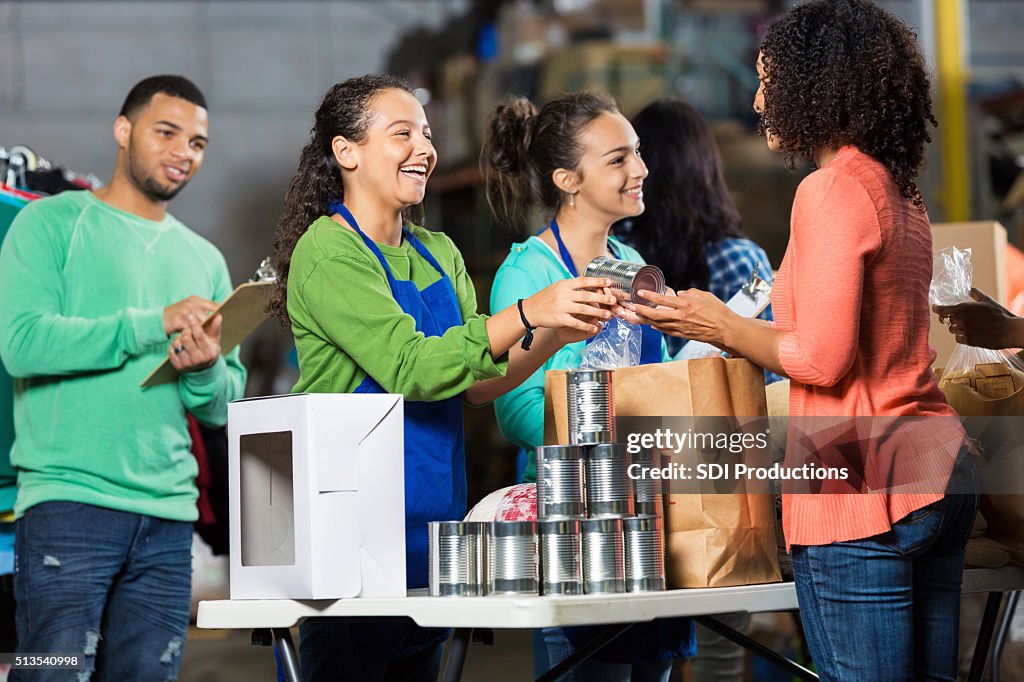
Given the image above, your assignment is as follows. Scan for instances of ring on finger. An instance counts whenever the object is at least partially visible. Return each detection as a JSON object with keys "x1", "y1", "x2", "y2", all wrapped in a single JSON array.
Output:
[{"x1": 173, "y1": 345, "x2": 186, "y2": 354}]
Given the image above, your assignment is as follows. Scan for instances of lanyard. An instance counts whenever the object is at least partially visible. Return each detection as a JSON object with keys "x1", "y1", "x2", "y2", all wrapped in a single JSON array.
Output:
[{"x1": 547, "y1": 218, "x2": 620, "y2": 277}]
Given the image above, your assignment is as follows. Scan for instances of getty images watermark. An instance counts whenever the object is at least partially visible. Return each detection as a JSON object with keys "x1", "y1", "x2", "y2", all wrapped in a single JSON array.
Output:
[
  {"x1": 624, "y1": 427, "x2": 850, "y2": 483},
  {"x1": 614, "y1": 416, "x2": 1003, "y2": 495}
]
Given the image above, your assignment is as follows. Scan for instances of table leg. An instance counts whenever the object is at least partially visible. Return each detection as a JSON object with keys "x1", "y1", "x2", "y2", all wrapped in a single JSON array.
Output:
[
  {"x1": 968, "y1": 592, "x2": 1005, "y2": 682},
  {"x1": 992, "y1": 590, "x2": 1020, "y2": 682},
  {"x1": 441, "y1": 627, "x2": 473, "y2": 682},
  {"x1": 695, "y1": 615, "x2": 818, "y2": 681},
  {"x1": 535, "y1": 623, "x2": 635, "y2": 682},
  {"x1": 273, "y1": 627, "x2": 302, "y2": 682}
]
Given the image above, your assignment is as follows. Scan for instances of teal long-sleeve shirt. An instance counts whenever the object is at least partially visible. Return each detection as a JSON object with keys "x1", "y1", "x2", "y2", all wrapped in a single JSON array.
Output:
[
  {"x1": 0, "y1": 191, "x2": 246, "y2": 521},
  {"x1": 490, "y1": 235, "x2": 669, "y2": 482},
  {"x1": 288, "y1": 217, "x2": 507, "y2": 397}
]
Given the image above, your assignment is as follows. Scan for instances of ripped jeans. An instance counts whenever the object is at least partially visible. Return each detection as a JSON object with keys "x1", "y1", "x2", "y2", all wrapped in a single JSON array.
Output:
[{"x1": 12, "y1": 501, "x2": 192, "y2": 682}]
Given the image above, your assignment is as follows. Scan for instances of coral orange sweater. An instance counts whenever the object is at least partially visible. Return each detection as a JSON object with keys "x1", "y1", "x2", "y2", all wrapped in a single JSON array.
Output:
[{"x1": 773, "y1": 146, "x2": 965, "y2": 548}]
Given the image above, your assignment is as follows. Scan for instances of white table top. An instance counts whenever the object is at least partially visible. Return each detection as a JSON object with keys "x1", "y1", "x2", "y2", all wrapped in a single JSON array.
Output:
[{"x1": 197, "y1": 567, "x2": 1024, "y2": 631}]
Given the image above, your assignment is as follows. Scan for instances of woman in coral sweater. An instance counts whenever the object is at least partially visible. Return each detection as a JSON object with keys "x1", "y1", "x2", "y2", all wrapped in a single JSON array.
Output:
[{"x1": 625, "y1": 1, "x2": 978, "y2": 679}]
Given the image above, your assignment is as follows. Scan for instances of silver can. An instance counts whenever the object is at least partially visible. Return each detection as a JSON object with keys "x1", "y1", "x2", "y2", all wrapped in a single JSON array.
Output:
[
  {"x1": 586, "y1": 444, "x2": 634, "y2": 518},
  {"x1": 630, "y1": 447, "x2": 663, "y2": 517},
  {"x1": 539, "y1": 518, "x2": 583, "y2": 595},
  {"x1": 536, "y1": 445, "x2": 586, "y2": 520},
  {"x1": 581, "y1": 517, "x2": 625, "y2": 594},
  {"x1": 622, "y1": 515, "x2": 665, "y2": 592},
  {"x1": 428, "y1": 521, "x2": 488, "y2": 597},
  {"x1": 583, "y1": 255, "x2": 665, "y2": 307},
  {"x1": 488, "y1": 521, "x2": 539, "y2": 595},
  {"x1": 567, "y1": 369, "x2": 614, "y2": 446}
]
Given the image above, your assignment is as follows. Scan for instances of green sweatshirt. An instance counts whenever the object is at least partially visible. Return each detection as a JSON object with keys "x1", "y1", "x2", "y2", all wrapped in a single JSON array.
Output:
[
  {"x1": 288, "y1": 216, "x2": 506, "y2": 397},
  {"x1": 0, "y1": 191, "x2": 246, "y2": 521}
]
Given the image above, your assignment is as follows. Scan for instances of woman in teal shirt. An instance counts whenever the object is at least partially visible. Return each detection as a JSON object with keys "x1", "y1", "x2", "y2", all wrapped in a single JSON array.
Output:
[{"x1": 482, "y1": 92, "x2": 693, "y2": 682}]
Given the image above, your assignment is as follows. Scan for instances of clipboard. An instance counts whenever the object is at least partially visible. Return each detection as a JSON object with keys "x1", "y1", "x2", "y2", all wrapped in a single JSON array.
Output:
[{"x1": 140, "y1": 281, "x2": 275, "y2": 388}]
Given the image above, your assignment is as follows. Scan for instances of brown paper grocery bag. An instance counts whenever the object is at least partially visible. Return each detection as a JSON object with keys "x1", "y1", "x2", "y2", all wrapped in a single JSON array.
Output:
[
  {"x1": 543, "y1": 358, "x2": 781, "y2": 588},
  {"x1": 937, "y1": 366, "x2": 1024, "y2": 566}
]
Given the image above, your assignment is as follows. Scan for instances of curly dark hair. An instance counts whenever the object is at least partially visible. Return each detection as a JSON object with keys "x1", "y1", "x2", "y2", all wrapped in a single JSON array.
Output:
[
  {"x1": 618, "y1": 98, "x2": 744, "y2": 291},
  {"x1": 758, "y1": 0, "x2": 937, "y2": 209},
  {"x1": 269, "y1": 74, "x2": 422, "y2": 326},
  {"x1": 481, "y1": 92, "x2": 619, "y2": 230}
]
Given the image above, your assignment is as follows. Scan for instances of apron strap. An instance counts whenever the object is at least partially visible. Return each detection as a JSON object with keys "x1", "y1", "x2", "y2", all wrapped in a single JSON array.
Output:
[{"x1": 328, "y1": 200, "x2": 445, "y2": 281}]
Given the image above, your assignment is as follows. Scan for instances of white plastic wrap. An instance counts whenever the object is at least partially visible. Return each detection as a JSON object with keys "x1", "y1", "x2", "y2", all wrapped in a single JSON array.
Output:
[{"x1": 578, "y1": 315, "x2": 642, "y2": 369}]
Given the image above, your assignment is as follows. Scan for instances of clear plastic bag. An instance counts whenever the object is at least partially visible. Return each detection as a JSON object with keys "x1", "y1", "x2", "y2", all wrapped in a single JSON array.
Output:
[
  {"x1": 929, "y1": 246, "x2": 973, "y2": 306},
  {"x1": 930, "y1": 246, "x2": 1024, "y2": 398},
  {"x1": 578, "y1": 315, "x2": 642, "y2": 369}
]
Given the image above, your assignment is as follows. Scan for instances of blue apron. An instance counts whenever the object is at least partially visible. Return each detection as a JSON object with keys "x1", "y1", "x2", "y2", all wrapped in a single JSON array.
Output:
[
  {"x1": 330, "y1": 202, "x2": 466, "y2": 590},
  {"x1": 545, "y1": 218, "x2": 662, "y2": 365}
]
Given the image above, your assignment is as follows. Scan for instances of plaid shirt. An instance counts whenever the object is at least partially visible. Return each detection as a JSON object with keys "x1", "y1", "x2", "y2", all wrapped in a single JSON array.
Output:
[{"x1": 683, "y1": 239, "x2": 782, "y2": 383}]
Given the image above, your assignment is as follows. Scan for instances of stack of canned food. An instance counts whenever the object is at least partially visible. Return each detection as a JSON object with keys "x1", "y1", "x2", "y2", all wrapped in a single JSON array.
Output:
[{"x1": 428, "y1": 368, "x2": 666, "y2": 598}]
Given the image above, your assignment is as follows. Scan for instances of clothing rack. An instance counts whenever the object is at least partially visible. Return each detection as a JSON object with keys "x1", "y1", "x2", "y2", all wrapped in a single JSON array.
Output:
[{"x1": 0, "y1": 144, "x2": 102, "y2": 198}]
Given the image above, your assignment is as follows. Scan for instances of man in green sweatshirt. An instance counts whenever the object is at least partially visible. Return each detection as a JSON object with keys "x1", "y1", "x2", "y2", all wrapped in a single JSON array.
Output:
[{"x1": 0, "y1": 75, "x2": 245, "y2": 681}]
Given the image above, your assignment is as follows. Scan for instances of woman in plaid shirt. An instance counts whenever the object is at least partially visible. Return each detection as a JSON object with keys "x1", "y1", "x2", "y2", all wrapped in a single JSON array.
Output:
[{"x1": 616, "y1": 98, "x2": 781, "y2": 382}]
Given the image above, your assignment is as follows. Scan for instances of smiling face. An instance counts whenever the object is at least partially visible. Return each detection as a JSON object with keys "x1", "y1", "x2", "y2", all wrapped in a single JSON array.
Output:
[
  {"x1": 118, "y1": 92, "x2": 208, "y2": 202},
  {"x1": 567, "y1": 111, "x2": 648, "y2": 223},
  {"x1": 350, "y1": 88, "x2": 436, "y2": 211},
  {"x1": 753, "y1": 52, "x2": 781, "y2": 153}
]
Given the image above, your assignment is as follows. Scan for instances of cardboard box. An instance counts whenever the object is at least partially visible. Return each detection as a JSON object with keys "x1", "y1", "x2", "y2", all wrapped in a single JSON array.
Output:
[
  {"x1": 228, "y1": 393, "x2": 406, "y2": 600},
  {"x1": 538, "y1": 41, "x2": 667, "y2": 116},
  {"x1": 930, "y1": 221, "x2": 1008, "y2": 369}
]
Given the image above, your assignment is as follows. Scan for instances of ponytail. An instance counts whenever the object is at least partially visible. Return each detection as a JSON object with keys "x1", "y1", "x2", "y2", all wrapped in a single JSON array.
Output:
[{"x1": 480, "y1": 92, "x2": 619, "y2": 232}]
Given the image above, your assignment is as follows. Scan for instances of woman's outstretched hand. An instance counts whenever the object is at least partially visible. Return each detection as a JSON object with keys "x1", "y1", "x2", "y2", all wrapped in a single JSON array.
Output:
[
  {"x1": 521, "y1": 277, "x2": 616, "y2": 341},
  {"x1": 628, "y1": 287, "x2": 734, "y2": 347}
]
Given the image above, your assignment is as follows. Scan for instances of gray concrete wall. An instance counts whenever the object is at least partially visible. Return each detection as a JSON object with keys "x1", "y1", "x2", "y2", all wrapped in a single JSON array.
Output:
[{"x1": 0, "y1": 0, "x2": 469, "y2": 281}]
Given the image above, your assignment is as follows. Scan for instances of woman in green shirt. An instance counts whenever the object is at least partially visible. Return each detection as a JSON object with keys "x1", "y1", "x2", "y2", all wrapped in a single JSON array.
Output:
[{"x1": 269, "y1": 75, "x2": 615, "y2": 681}]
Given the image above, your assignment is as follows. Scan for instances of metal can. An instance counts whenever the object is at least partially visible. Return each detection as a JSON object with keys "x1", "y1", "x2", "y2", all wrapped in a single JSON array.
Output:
[
  {"x1": 538, "y1": 518, "x2": 583, "y2": 596},
  {"x1": 586, "y1": 444, "x2": 634, "y2": 518},
  {"x1": 428, "y1": 521, "x2": 487, "y2": 597},
  {"x1": 581, "y1": 517, "x2": 625, "y2": 594},
  {"x1": 622, "y1": 515, "x2": 665, "y2": 592},
  {"x1": 583, "y1": 255, "x2": 665, "y2": 307},
  {"x1": 488, "y1": 521, "x2": 539, "y2": 595},
  {"x1": 567, "y1": 369, "x2": 614, "y2": 446},
  {"x1": 536, "y1": 445, "x2": 586, "y2": 520},
  {"x1": 630, "y1": 447, "x2": 663, "y2": 517}
]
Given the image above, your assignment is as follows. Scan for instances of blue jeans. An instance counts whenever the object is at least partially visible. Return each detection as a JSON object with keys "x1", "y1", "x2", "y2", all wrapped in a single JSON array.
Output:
[
  {"x1": 542, "y1": 627, "x2": 673, "y2": 682},
  {"x1": 299, "y1": 617, "x2": 446, "y2": 682},
  {"x1": 12, "y1": 501, "x2": 193, "y2": 682},
  {"x1": 791, "y1": 468, "x2": 978, "y2": 681}
]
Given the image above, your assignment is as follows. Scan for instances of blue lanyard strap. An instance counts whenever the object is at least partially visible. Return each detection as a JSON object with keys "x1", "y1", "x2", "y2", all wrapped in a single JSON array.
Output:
[{"x1": 547, "y1": 218, "x2": 620, "y2": 278}]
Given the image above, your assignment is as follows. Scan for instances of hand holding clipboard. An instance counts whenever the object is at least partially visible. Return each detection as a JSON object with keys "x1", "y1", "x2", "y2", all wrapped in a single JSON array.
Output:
[{"x1": 141, "y1": 277, "x2": 275, "y2": 388}]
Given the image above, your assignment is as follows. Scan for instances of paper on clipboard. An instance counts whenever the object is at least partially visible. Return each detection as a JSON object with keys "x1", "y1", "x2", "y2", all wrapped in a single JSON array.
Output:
[
  {"x1": 677, "y1": 269, "x2": 773, "y2": 360},
  {"x1": 140, "y1": 281, "x2": 274, "y2": 388}
]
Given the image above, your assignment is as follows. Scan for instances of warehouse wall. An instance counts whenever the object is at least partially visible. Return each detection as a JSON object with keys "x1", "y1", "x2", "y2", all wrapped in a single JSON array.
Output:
[
  {"x1": 0, "y1": 0, "x2": 469, "y2": 281},
  {"x1": 1, "y1": 0, "x2": 1021, "y2": 275}
]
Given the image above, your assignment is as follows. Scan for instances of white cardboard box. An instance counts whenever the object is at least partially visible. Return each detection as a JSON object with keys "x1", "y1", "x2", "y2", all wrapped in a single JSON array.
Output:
[{"x1": 228, "y1": 393, "x2": 406, "y2": 600}]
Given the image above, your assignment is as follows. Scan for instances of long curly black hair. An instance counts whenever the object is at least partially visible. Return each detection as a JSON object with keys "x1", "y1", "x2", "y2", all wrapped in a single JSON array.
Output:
[
  {"x1": 758, "y1": 0, "x2": 937, "y2": 209},
  {"x1": 619, "y1": 98, "x2": 744, "y2": 291},
  {"x1": 269, "y1": 74, "x2": 421, "y2": 326}
]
